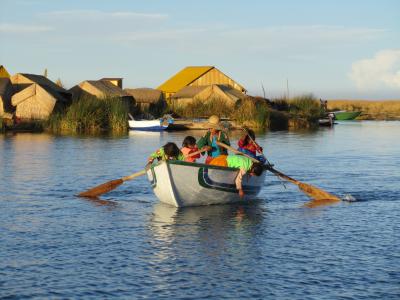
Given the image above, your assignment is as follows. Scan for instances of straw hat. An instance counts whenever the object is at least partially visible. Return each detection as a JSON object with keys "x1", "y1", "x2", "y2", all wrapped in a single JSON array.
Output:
[{"x1": 207, "y1": 115, "x2": 223, "y2": 130}]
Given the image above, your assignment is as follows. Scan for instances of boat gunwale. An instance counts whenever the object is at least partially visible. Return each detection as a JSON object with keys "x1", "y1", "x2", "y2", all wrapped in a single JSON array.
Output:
[{"x1": 148, "y1": 160, "x2": 243, "y2": 172}]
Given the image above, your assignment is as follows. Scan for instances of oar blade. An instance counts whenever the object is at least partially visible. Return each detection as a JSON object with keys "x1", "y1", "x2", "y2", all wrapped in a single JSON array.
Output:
[
  {"x1": 298, "y1": 182, "x2": 341, "y2": 202},
  {"x1": 78, "y1": 179, "x2": 123, "y2": 198}
]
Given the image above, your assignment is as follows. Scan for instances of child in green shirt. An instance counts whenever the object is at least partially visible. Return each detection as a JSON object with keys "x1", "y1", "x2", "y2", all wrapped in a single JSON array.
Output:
[
  {"x1": 210, "y1": 154, "x2": 263, "y2": 197},
  {"x1": 148, "y1": 142, "x2": 185, "y2": 164}
]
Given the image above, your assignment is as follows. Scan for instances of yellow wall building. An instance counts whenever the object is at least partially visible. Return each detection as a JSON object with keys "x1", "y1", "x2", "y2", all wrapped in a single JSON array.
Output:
[{"x1": 157, "y1": 66, "x2": 246, "y2": 99}]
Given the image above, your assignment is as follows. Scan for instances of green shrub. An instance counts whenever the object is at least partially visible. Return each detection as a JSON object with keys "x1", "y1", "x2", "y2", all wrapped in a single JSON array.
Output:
[
  {"x1": 289, "y1": 94, "x2": 323, "y2": 121},
  {"x1": 269, "y1": 109, "x2": 289, "y2": 130},
  {"x1": 173, "y1": 97, "x2": 233, "y2": 118},
  {"x1": 47, "y1": 96, "x2": 129, "y2": 134},
  {"x1": 231, "y1": 98, "x2": 269, "y2": 128}
]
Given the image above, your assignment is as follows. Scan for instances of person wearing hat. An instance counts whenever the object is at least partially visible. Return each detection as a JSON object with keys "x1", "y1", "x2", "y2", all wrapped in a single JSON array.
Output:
[{"x1": 197, "y1": 115, "x2": 230, "y2": 164}]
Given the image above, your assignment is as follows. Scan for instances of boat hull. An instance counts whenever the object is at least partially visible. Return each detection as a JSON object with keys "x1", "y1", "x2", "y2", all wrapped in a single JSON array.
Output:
[
  {"x1": 128, "y1": 119, "x2": 168, "y2": 131},
  {"x1": 333, "y1": 111, "x2": 361, "y2": 120},
  {"x1": 146, "y1": 160, "x2": 266, "y2": 207}
]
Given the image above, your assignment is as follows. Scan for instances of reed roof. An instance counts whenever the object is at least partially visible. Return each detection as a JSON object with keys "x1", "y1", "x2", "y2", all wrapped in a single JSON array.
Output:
[
  {"x1": 81, "y1": 80, "x2": 131, "y2": 97},
  {"x1": 216, "y1": 84, "x2": 247, "y2": 100},
  {"x1": 124, "y1": 88, "x2": 163, "y2": 103},
  {"x1": 172, "y1": 86, "x2": 209, "y2": 98},
  {"x1": 0, "y1": 78, "x2": 13, "y2": 95},
  {"x1": 11, "y1": 73, "x2": 70, "y2": 95},
  {"x1": 0, "y1": 65, "x2": 10, "y2": 78}
]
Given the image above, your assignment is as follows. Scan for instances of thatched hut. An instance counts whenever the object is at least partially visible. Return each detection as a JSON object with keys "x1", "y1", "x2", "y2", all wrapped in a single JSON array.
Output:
[
  {"x1": 100, "y1": 78, "x2": 123, "y2": 88},
  {"x1": 171, "y1": 84, "x2": 247, "y2": 107},
  {"x1": 11, "y1": 83, "x2": 70, "y2": 120},
  {"x1": 9, "y1": 73, "x2": 72, "y2": 120},
  {"x1": 69, "y1": 80, "x2": 132, "y2": 100},
  {"x1": 124, "y1": 88, "x2": 166, "y2": 116},
  {"x1": 0, "y1": 78, "x2": 14, "y2": 116},
  {"x1": 11, "y1": 73, "x2": 71, "y2": 100},
  {"x1": 0, "y1": 65, "x2": 10, "y2": 78},
  {"x1": 158, "y1": 66, "x2": 247, "y2": 99}
]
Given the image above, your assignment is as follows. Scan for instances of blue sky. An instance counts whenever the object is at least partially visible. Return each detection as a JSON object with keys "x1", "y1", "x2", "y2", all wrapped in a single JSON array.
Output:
[{"x1": 1, "y1": 0, "x2": 399, "y2": 99}]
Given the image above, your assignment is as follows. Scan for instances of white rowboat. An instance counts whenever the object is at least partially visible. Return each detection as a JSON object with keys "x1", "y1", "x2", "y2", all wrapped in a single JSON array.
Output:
[
  {"x1": 128, "y1": 119, "x2": 169, "y2": 131},
  {"x1": 146, "y1": 160, "x2": 266, "y2": 207}
]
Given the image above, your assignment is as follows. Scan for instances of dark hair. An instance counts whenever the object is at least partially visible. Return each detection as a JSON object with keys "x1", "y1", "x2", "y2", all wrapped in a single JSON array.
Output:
[
  {"x1": 246, "y1": 129, "x2": 255, "y2": 141},
  {"x1": 163, "y1": 142, "x2": 180, "y2": 159},
  {"x1": 251, "y1": 162, "x2": 263, "y2": 176},
  {"x1": 182, "y1": 136, "x2": 197, "y2": 147},
  {"x1": 243, "y1": 128, "x2": 255, "y2": 145}
]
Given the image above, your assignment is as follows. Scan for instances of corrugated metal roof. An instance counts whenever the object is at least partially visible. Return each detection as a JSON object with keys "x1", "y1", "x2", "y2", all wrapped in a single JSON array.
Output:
[{"x1": 157, "y1": 66, "x2": 214, "y2": 93}]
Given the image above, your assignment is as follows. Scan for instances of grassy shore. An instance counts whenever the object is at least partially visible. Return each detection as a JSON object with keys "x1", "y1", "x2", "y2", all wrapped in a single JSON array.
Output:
[
  {"x1": 171, "y1": 94, "x2": 322, "y2": 129},
  {"x1": 47, "y1": 96, "x2": 129, "y2": 134},
  {"x1": 172, "y1": 97, "x2": 270, "y2": 128},
  {"x1": 327, "y1": 100, "x2": 400, "y2": 120}
]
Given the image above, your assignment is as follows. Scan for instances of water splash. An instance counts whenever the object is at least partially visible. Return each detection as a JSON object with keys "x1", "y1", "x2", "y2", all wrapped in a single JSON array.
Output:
[{"x1": 342, "y1": 194, "x2": 357, "y2": 202}]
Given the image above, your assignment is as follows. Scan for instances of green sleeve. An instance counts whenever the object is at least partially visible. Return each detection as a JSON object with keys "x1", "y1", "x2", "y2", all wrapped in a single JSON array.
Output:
[
  {"x1": 177, "y1": 152, "x2": 185, "y2": 161},
  {"x1": 197, "y1": 131, "x2": 210, "y2": 149},
  {"x1": 150, "y1": 147, "x2": 165, "y2": 160}
]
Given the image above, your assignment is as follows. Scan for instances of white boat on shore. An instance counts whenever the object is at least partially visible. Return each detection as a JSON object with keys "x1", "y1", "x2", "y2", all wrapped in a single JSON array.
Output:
[{"x1": 146, "y1": 160, "x2": 266, "y2": 207}]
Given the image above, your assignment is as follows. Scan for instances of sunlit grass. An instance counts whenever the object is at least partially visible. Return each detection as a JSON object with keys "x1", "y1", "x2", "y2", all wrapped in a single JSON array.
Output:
[
  {"x1": 327, "y1": 100, "x2": 400, "y2": 120},
  {"x1": 47, "y1": 96, "x2": 129, "y2": 134},
  {"x1": 172, "y1": 97, "x2": 269, "y2": 128},
  {"x1": 172, "y1": 97, "x2": 233, "y2": 119}
]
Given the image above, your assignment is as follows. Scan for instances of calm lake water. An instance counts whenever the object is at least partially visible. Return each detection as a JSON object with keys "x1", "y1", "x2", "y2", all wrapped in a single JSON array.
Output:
[{"x1": 1, "y1": 121, "x2": 399, "y2": 299}]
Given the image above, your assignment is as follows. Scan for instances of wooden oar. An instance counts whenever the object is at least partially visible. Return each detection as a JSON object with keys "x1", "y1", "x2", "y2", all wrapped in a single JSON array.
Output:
[
  {"x1": 240, "y1": 127, "x2": 263, "y2": 154},
  {"x1": 78, "y1": 148, "x2": 206, "y2": 198},
  {"x1": 78, "y1": 170, "x2": 147, "y2": 198},
  {"x1": 216, "y1": 141, "x2": 340, "y2": 204}
]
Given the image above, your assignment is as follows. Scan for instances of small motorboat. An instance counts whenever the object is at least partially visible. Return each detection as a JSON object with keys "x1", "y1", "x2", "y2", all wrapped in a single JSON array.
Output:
[
  {"x1": 146, "y1": 160, "x2": 266, "y2": 207},
  {"x1": 332, "y1": 110, "x2": 361, "y2": 120},
  {"x1": 319, "y1": 113, "x2": 335, "y2": 126},
  {"x1": 128, "y1": 114, "x2": 173, "y2": 131}
]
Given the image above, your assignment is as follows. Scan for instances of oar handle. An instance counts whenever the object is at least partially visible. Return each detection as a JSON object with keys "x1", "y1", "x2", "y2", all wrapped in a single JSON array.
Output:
[
  {"x1": 240, "y1": 127, "x2": 263, "y2": 153},
  {"x1": 216, "y1": 141, "x2": 300, "y2": 185},
  {"x1": 122, "y1": 170, "x2": 147, "y2": 182},
  {"x1": 184, "y1": 148, "x2": 207, "y2": 159},
  {"x1": 216, "y1": 141, "x2": 260, "y2": 163}
]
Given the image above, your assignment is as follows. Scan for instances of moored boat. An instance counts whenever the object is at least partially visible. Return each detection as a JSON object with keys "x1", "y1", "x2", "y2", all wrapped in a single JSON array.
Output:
[
  {"x1": 332, "y1": 110, "x2": 361, "y2": 120},
  {"x1": 128, "y1": 119, "x2": 169, "y2": 131},
  {"x1": 128, "y1": 114, "x2": 174, "y2": 131},
  {"x1": 146, "y1": 160, "x2": 266, "y2": 207}
]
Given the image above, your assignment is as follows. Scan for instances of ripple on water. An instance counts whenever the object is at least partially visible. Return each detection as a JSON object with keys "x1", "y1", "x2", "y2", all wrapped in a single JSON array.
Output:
[{"x1": 1, "y1": 123, "x2": 400, "y2": 299}]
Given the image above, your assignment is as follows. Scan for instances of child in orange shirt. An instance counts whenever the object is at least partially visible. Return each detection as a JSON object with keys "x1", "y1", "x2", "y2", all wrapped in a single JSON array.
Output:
[{"x1": 181, "y1": 136, "x2": 201, "y2": 162}]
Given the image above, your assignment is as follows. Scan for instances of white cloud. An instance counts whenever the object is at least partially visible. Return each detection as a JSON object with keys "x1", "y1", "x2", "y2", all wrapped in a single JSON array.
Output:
[
  {"x1": 349, "y1": 49, "x2": 400, "y2": 90},
  {"x1": 113, "y1": 29, "x2": 207, "y2": 42},
  {"x1": 0, "y1": 23, "x2": 53, "y2": 33},
  {"x1": 42, "y1": 10, "x2": 168, "y2": 20}
]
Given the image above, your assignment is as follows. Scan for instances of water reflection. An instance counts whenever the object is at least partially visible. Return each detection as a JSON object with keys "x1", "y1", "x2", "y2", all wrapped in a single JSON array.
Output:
[
  {"x1": 79, "y1": 196, "x2": 119, "y2": 209},
  {"x1": 149, "y1": 202, "x2": 266, "y2": 249}
]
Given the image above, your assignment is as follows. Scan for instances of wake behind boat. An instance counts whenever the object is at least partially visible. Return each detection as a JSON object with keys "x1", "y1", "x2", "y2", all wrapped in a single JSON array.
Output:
[{"x1": 146, "y1": 160, "x2": 266, "y2": 207}]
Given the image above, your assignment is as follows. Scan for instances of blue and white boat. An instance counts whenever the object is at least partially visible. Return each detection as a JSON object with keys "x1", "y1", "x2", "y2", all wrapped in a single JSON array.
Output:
[{"x1": 128, "y1": 114, "x2": 173, "y2": 131}]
